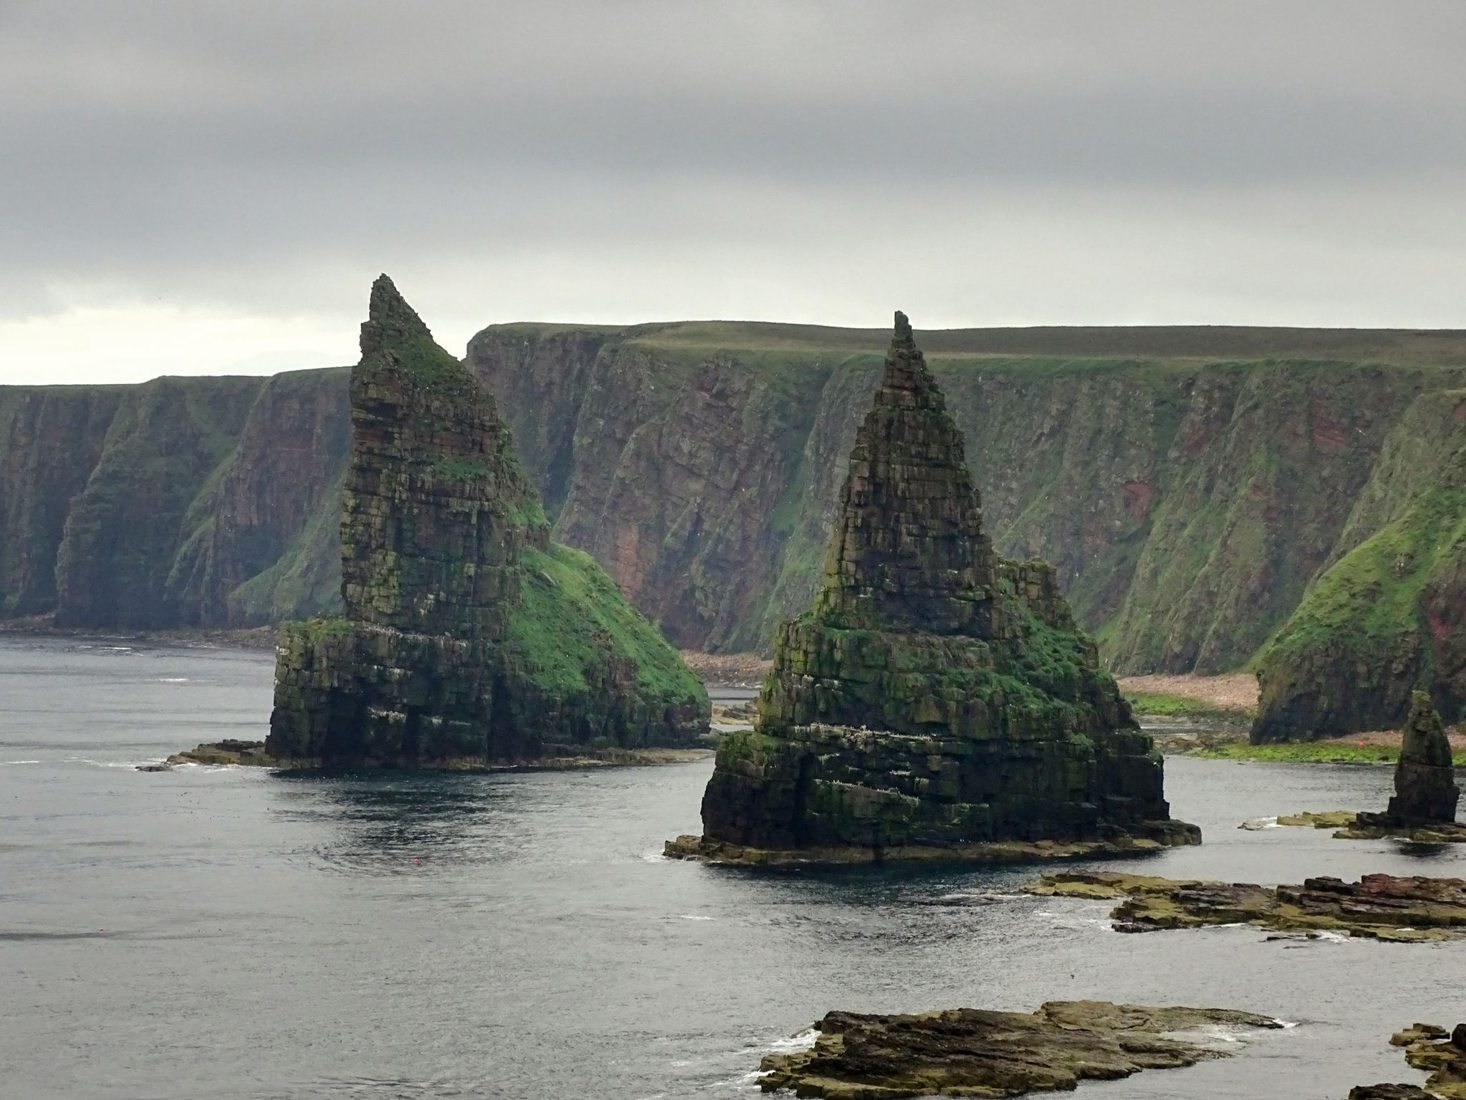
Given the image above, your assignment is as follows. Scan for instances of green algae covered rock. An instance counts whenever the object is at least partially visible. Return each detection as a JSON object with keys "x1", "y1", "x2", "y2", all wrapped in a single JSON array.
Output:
[
  {"x1": 671, "y1": 314, "x2": 1197, "y2": 863},
  {"x1": 267, "y1": 277, "x2": 707, "y2": 765}
]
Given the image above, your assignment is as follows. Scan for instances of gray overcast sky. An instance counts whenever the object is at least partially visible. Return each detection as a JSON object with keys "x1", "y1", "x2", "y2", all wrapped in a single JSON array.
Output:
[{"x1": 4, "y1": 1, "x2": 1466, "y2": 383}]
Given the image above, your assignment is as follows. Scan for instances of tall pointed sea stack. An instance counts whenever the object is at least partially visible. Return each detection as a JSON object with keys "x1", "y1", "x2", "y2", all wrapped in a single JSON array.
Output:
[
  {"x1": 669, "y1": 313, "x2": 1197, "y2": 863},
  {"x1": 267, "y1": 276, "x2": 707, "y2": 765}
]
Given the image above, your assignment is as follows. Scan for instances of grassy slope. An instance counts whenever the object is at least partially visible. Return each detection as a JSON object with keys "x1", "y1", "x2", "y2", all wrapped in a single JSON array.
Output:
[{"x1": 507, "y1": 542, "x2": 706, "y2": 704}]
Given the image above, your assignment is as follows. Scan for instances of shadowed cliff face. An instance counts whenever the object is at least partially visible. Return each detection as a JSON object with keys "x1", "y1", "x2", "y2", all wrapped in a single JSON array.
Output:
[
  {"x1": 0, "y1": 386, "x2": 123, "y2": 616},
  {"x1": 53, "y1": 376, "x2": 265, "y2": 628},
  {"x1": 5, "y1": 321, "x2": 1466, "y2": 734},
  {"x1": 0, "y1": 369, "x2": 350, "y2": 630}
]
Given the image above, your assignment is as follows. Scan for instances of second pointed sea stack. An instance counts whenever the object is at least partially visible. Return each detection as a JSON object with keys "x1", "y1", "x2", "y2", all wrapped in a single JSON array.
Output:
[
  {"x1": 668, "y1": 313, "x2": 1198, "y2": 863},
  {"x1": 267, "y1": 276, "x2": 707, "y2": 765}
]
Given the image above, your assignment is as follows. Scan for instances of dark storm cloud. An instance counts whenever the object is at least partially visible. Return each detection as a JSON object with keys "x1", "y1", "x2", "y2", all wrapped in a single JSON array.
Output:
[{"x1": 3, "y1": 0, "x2": 1465, "y2": 343}]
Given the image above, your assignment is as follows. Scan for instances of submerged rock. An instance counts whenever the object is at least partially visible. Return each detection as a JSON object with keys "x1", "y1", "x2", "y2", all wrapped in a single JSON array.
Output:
[
  {"x1": 1029, "y1": 870, "x2": 1466, "y2": 942},
  {"x1": 669, "y1": 313, "x2": 1197, "y2": 865},
  {"x1": 266, "y1": 277, "x2": 707, "y2": 766},
  {"x1": 757, "y1": 1000, "x2": 1283, "y2": 1098}
]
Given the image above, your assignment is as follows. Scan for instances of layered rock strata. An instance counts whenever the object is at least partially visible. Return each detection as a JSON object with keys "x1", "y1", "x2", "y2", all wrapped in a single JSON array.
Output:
[
  {"x1": 757, "y1": 1001, "x2": 1283, "y2": 1098},
  {"x1": 1030, "y1": 870, "x2": 1466, "y2": 942},
  {"x1": 267, "y1": 277, "x2": 707, "y2": 766},
  {"x1": 668, "y1": 314, "x2": 1197, "y2": 864}
]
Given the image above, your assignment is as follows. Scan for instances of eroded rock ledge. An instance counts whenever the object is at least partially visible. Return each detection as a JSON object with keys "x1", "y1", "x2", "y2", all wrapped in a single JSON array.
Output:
[
  {"x1": 757, "y1": 1000, "x2": 1283, "y2": 1099},
  {"x1": 1028, "y1": 870, "x2": 1466, "y2": 942}
]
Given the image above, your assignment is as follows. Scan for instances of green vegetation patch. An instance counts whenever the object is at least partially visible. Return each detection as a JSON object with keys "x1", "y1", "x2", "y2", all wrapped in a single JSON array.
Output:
[
  {"x1": 431, "y1": 455, "x2": 496, "y2": 482},
  {"x1": 390, "y1": 333, "x2": 479, "y2": 397},
  {"x1": 1257, "y1": 478, "x2": 1466, "y2": 685},
  {"x1": 506, "y1": 542, "x2": 705, "y2": 704},
  {"x1": 1124, "y1": 692, "x2": 1254, "y2": 722}
]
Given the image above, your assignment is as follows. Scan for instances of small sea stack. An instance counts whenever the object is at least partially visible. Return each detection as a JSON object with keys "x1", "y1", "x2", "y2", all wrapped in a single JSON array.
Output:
[
  {"x1": 265, "y1": 276, "x2": 707, "y2": 766},
  {"x1": 667, "y1": 312, "x2": 1198, "y2": 864},
  {"x1": 1386, "y1": 692, "x2": 1461, "y2": 823},
  {"x1": 1341, "y1": 691, "x2": 1462, "y2": 838}
]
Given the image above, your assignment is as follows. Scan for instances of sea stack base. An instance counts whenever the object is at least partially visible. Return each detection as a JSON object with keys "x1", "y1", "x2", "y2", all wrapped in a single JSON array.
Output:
[{"x1": 665, "y1": 818, "x2": 1199, "y2": 868}]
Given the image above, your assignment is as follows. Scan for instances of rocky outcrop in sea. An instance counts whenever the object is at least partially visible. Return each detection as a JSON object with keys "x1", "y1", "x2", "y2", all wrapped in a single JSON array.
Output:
[
  {"x1": 667, "y1": 314, "x2": 1198, "y2": 864},
  {"x1": 266, "y1": 276, "x2": 707, "y2": 766},
  {"x1": 757, "y1": 1000, "x2": 1284, "y2": 1098}
]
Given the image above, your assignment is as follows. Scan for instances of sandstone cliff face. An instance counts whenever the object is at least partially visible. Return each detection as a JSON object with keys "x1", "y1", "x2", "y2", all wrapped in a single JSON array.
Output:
[
  {"x1": 680, "y1": 316, "x2": 1194, "y2": 859},
  {"x1": 471, "y1": 327, "x2": 1466, "y2": 675},
  {"x1": 6, "y1": 321, "x2": 1466, "y2": 732},
  {"x1": 0, "y1": 369, "x2": 349, "y2": 629},
  {"x1": 267, "y1": 277, "x2": 707, "y2": 765}
]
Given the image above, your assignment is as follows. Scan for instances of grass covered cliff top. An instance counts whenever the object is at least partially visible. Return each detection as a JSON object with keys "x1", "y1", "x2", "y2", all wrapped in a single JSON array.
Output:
[{"x1": 476, "y1": 319, "x2": 1466, "y2": 367}]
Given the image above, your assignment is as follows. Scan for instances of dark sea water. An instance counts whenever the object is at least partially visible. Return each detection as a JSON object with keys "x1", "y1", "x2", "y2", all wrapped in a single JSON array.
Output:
[{"x1": 1, "y1": 636, "x2": 1462, "y2": 1099}]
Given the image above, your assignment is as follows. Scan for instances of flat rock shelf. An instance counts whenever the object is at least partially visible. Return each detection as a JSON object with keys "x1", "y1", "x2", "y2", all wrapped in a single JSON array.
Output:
[
  {"x1": 1027, "y1": 871, "x2": 1466, "y2": 942},
  {"x1": 756, "y1": 1000, "x2": 1284, "y2": 1099}
]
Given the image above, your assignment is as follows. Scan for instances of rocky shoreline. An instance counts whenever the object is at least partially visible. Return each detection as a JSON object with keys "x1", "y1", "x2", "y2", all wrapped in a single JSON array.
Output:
[
  {"x1": 1027, "y1": 870, "x2": 1466, "y2": 942},
  {"x1": 756, "y1": 1000, "x2": 1285, "y2": 1098}
]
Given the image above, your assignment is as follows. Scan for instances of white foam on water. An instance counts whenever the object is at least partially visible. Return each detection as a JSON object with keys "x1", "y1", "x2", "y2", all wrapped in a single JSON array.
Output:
[
  {"x1": 0, "y1": 759, "x2": 41, "y2": 766},
  {"x1": 763, "y1": 1028, "x2": 819, "y2": 1054},
  {"x1": 1160, "y1": 1022, "x2": 1269, "y2": 1052},
  {"x1": 678, "y1": 914, "x2": 714, "y2": 921},
  {"x1": 640, "y1": 848, "x2": 667, "y2": 863},
  {"x1": 157, "y1": 678, "x2": 190, "y2": 683}
]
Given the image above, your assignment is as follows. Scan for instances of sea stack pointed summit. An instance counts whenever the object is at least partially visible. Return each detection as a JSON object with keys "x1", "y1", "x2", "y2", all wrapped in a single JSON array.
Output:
[
  {"x1": 668, "y1": 313, "x2": 1198, "y2": 864},
  {"x1": 266, "y1": 276, "x2": 708, "y2": 765},
  {"x1": 815, "y1": 310, "x2": 994, "y2": 635}
]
